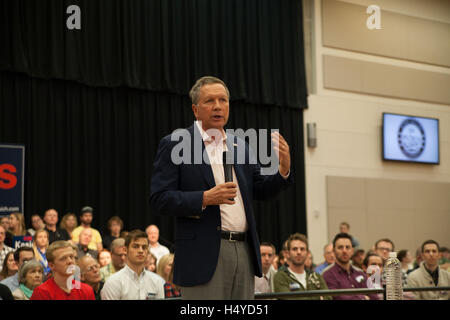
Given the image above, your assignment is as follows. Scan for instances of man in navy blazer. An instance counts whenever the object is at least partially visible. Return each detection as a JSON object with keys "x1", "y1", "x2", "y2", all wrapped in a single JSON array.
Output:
[{"x1": 150, "y1": 76, "x2": 293, "y2": 299}]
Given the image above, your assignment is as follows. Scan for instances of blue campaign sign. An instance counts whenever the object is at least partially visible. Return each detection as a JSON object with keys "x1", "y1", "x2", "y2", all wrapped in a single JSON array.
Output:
[
  {"x1": 0, "y1": 144, "x2": 25, "y2": 215},
  {"x1": 13, "y1": 235, "x2": 33, "y2": 249}
]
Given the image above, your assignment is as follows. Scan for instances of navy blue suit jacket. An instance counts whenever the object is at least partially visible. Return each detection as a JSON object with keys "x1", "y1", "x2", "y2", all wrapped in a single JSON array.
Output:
[{"x1": 150, "y1": 124, "x2": 293, "y2": 287}]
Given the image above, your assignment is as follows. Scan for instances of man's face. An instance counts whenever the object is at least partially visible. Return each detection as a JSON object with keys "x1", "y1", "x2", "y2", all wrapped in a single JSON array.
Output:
[
  {"x1": 260, "y1": 245, "x2": 275, "y2": 272},
  {"x1": 79, "y1": 229, "x2": 92, "y2": 246},
  {"x1": 80, "y1": 257, "x2": 102, "y2": 285},
  {"x1": 324, "y1": 244, "x2": 335, "y2": 264},
  {"x1": 49, "y1": 247, "x2": 76, "y2": 277},
  {"x1": 375, "y1": 241, "x2": 393, "y2": 261},
  {"x1": 192, "y1": 83, "x2": 229, "y2": 132},
  {"x1": 422, "y1": 244, "x2": 440, "y2": 268},
  {"x1": 146, "y1": 226, "x2": 159, "y2": 245},
  {"x1": 44, "y1": 209, "x2": 58, "y2": 226},
  {"x1": 367, "y1": 255, "x2": 384, "y2": 274},
  {"x1": 288, "y1": 240, "x2": 308, "y2": 267},
  {"x1": 80, "y1": 213, "x2": 93, "y2": 225},
  {"x1": 18, "y1": 251, "x2": 34, "y2": 268},
  {"x1": 340, "y1": 224, "x2": 349, "y2": 234},
  {"x1": 111, "y1": 246, "x2": 127, "y2": 270},
  {"x1": 334, "y1": 238, "x2": 354, "y2": 265},
  {"x1": 126, "y1": 238, "x2": 149, "y2": 267}
]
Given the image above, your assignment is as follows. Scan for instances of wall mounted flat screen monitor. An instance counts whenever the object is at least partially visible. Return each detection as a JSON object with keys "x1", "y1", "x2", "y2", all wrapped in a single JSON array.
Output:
[{"x1": 382, "y1": 113, "x2": 439, "y2": 164}]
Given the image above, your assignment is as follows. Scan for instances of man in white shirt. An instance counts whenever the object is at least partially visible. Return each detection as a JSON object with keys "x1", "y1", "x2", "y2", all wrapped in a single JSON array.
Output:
[
  {"x1": 101, "y1": 230, "x2": 165, "y2": 300},
  {"x1": 145, "y1": 224, "x2": 169, "y2": 262},
  {"x1": 254, "y1": 242, "x2": 277, "y2": 294}
]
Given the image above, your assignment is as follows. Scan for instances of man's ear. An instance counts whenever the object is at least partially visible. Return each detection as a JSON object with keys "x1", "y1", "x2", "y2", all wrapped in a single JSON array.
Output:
[{"x1": 192, "y1": 104, "x2": 198, "y2": 119}]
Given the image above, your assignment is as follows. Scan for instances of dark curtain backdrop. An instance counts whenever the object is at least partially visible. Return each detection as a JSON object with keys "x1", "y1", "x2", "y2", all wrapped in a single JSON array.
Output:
[{"x1": 0, "y1": 0, "x2": 307, "y2": 252}]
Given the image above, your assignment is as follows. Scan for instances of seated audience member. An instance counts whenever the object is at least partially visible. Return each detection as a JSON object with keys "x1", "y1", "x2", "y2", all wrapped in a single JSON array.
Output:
[
  {"x1": 397, "y1": 250, "x2": 414, "y2": 284},
  {"x1": 363, "y1": 253, "x2": 383, "y2": 287},
  {"x1": 0, "y1": 225, "x2": 15, "y2": 273},
  {"x1": 1, "y1": 216, "x2": 14, "y2": 247},
  {"x1": 101, "y1": 230, "x2": 165, "y2": 300},
  {"x1": 98, "y1": 249, "x2": 112, "y2": 268},
  {"x1": 362, "y1": 252, "x2": 384, "y2": 300},
  {"x1": 274, "y1": 233, "x2": 330, "y2": 300},
  {"x1": 100, "y1": 238, "x2": 126, "y2": 282},
  {"x1": 305, "y1": 251, "x2": 316, "y2": 273},
  {"x1": 33, "y1": 229, "x2": 51, "y2": 277},
  {"x1": 31, "y1": 240, "x2": 95, "y2": 300},
  {"x1": 12, "y1": 259, "x2": 44, "y2": 300},
  {"x1": 315, "y1": 244, "x2": 335, "y2": 275},
  {"x1": 339, "y1": 222, "x2": 360, "y2": 248},
  {"x1": 145, "y1": 252, "x2": 157, "y2": 273},
  {"x1": 0, "y1": 246, "x2": 34, "y2": 292},
  {"x1": 44, "y1": 209, "x2": 70, "y2": 244},
  {"x1": 0, "y1": 252, "x2": 18, "y2": 281},
  {"x1": 27, "y1": 214, "x2": 45, "y2": 237},
  {"x1": 71, "y1": 206, "x2": 103, "y2": 251},
  {"x1": 272, "y1": 254, "x2": 279, "y2": 271},
  {"x1": 79, "y1": 255, "x2": 104, "y2": 300},
  {"x1": 76, "y1": 228, "x2": 99, "y2": 259},
  {"x1": 59, "y1": 213, "x2": 78, "y2": 239},
  {"x1": 146, "y1": 224, "x2": 170, "y2": 262},
  {"x1": 0, "y1": 283, "x2": 14, "y2": 300},
  {"x1": 439, "y1": 247, "x2": 450, "y2": 271},
  {"x1": 255, "y1": 242, "x2": 277, "y2": 294},
  {"x1": 374, "y1": 238, "x2": 395, "y2": 264},
  {"x1": 9, "y1": 212, "x2": 27, "y2": 236},
  {"x1": 351, "y1": 249, "x2": 365, "y2": 270},
  {"x1": 407, "y1": 240, "x2": 450, "y2": 300},
  {"x1": 120, "y1": 230, "x2": 129, "y2": 239},
  {"x1": 322, "y1": 233, "x2": 378, "y2": 300},
  {"x1": 9, "y1": 213, "x2": 29, "y2": 238},
  {"x1": 102, "y1": 216, "x2": 123, "y2": 252},
  {"x1": 411, "y1": 247, "x2": 423, "y2": 272},
  {"x1": 157, "y1": 253, "x2": 180, "y2": 298}
]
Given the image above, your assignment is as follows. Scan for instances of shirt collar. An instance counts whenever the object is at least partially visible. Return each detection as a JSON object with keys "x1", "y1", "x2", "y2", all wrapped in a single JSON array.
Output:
[
  {"x1": 335, "y1": 262, "x2": 354, "y2": 274},
  {"x1": 195, "y1": 121, "x2": 227, "y2": 144},
  {"x1": 124, "y1": 264, "x2": 146, "y2": 279}
]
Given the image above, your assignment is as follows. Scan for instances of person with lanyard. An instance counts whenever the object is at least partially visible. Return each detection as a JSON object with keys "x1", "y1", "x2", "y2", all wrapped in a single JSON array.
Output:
[{"x1": 33, "y1": 229, "x2": 51, "y2": 278}]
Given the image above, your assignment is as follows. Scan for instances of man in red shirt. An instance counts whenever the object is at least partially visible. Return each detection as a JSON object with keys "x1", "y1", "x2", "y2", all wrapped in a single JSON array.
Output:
[{"x1": 31, "y1": 240, "x2": 95, "y2": 300}]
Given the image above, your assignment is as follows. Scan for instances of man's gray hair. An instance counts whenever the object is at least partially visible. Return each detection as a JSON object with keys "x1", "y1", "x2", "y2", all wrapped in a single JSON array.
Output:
[{"x1": 189, "y1": 76, "x2": 230, "y2": 105}]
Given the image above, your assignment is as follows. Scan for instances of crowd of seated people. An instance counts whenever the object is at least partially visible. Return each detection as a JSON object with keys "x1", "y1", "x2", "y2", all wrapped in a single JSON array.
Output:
[{"x1": 0, "y1": 211, "x2": 448, "y2": 300}]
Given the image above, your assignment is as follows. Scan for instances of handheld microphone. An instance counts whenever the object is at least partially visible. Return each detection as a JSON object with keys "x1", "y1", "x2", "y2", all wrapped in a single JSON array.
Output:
[{"x1": 223, "y1": 151, "x2": 234, "y2": 201}]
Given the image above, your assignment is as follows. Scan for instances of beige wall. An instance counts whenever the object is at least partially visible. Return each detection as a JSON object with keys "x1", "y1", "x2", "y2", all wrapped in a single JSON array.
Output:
[
  {"x1": 304, "y1": 0, "x2": 450, "y2": 261},
  {"x1": 327, "y1": 176, "x2": 450, "y2": 255}
]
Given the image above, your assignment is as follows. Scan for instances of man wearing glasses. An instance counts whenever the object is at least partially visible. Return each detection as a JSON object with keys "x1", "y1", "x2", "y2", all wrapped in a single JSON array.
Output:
[{"x1": 100, "y1": 238, "x2": 126, "y2": 282}]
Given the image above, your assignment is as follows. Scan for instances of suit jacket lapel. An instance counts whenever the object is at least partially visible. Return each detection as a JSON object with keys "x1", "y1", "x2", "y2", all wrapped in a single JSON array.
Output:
[{"x1": 190, "y1": 124, "x2": 215, "y2": 189}]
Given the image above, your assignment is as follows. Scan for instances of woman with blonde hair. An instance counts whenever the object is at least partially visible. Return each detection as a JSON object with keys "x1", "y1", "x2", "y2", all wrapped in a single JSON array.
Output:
[
  {"x1": 157, "y1": 253, "x2": 181, "y2": 298},
  {"x1": 9, "y1": 212, "x2": 27, "y2": 237},
  {"x1": 59, "y1": 212, "x2": 78, "y2": 238},
  {"x1": 32, "y1": 229, "x2": 51, "y2": 276}
]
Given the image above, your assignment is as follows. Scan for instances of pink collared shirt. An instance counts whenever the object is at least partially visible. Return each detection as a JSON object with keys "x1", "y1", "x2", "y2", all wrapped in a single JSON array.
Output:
[{"x1": 195, "y1": 121, "x2": 248, "y2": 232}]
